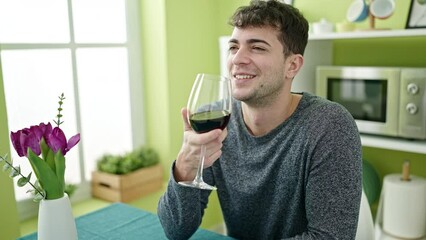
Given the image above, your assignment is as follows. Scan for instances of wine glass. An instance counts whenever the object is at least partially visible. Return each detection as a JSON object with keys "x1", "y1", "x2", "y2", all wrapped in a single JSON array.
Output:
[{"x1": 178, "y1": 73, "x2": 232, "y2": 190}]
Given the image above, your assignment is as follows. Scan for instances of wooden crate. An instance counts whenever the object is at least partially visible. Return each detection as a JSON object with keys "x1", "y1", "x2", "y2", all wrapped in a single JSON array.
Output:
[{"x1": 91, "y1": 164, "x2": 163, "y2": 202}]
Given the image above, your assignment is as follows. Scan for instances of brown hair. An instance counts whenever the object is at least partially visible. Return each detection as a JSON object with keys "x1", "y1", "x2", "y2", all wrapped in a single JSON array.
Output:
[{"x1": 229, "y1": 0, "x2": 309, "y2": 56}]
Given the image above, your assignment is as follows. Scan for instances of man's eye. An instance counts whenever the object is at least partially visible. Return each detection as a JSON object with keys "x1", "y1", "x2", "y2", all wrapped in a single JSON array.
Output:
[
  {"x1": 253, "y1": 46, "x2": 265, "y2": 51},
  {"x1": 228, "y1": 46, "x2": 238, "y2": 53}
]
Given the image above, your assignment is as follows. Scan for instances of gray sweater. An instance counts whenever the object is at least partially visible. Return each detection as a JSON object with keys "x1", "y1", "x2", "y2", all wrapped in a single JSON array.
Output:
[{"x1": 158, "y1": 92, "x2": 362, "y2": 240}]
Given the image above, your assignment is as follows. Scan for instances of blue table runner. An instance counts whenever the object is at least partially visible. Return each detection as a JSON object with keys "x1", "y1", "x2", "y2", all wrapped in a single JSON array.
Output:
[{"x1": 18, "y1": 203, "x2": 232, "y2": 240}]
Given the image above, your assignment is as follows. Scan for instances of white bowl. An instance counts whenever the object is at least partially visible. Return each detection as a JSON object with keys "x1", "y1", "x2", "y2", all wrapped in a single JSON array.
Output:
[
  {"x1": 347, "y1": 0, "x2": 369, "y2": 22},
  {"x1": 370, "y1": 0, "x2": 395, "y2": 19}
]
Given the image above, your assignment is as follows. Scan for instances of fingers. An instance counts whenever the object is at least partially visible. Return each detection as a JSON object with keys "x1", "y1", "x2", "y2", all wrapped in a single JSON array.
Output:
[
  {"x1": 220, "y1": 128, "x2": 228, "y2": 142},
  {"x1": 203, "y1": 149, "x2": 222, "y2": 168},
  {"x1": 175, "y1": 108, "x2": 229, "y2": 181},
  {"x1": 175, "y1": 130, "x2": 226, "y2": 181},
  {"x1": 182, "y1": 107, "x2": 227, "y2": 143},
  {"x1": 202, "y1": 143, "x2": 223, "y2": 168},
  {"x1": 201, "y1": 128, "x2": 227, "y2": 157},
  {"x1": 181, "y1": 108, "x2": 192, "y2": 132},
  {"x1": 198, "y1": 128, "x2": 228, "y2": 167},
  {"x1": 186, "y1": 129, "x2": 222, "y2": 146}
]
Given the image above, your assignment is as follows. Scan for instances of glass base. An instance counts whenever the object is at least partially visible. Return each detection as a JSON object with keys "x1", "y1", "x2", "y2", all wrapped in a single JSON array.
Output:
[{"x1": 178, "y1": 181, "x2": 217, "y2": 190}]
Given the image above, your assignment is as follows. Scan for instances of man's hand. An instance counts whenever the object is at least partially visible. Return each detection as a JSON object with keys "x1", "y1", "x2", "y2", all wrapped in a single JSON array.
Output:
[{"x1": 174, "y1": 108, "x2": 228, "y2": 182}]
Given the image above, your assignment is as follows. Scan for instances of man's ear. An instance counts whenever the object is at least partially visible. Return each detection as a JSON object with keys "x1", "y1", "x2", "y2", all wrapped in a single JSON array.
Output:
[{"x1": 285, "y1": 54, "x2": 304, "y2": 79}]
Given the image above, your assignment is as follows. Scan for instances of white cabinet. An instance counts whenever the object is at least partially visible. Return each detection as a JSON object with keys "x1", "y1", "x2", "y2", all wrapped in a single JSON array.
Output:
[
  {"x1": 219, "y1": 29, "x2": 426, "y2": 154},
  {"x1": 293, "y1": 28, "x2": 426, "y2": 94}
]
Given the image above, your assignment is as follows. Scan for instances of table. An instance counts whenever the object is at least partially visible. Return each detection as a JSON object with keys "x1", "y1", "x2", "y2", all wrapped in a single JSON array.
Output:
[{"x1": 18, "y1": 203, "x2": 232, "y2": 240}]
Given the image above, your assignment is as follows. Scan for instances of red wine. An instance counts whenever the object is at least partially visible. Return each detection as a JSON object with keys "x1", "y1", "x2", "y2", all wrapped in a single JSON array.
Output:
[{"x1": 189, "y1": 110, "x2": 231, "y2": 133}]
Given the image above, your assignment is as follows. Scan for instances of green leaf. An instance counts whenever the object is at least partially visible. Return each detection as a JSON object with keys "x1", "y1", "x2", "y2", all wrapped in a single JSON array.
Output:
[
  {"x1": 2, "y1": 164, "x2": 10, "y2": 172},
  {"x1": 43, "y1": 143, "x2": 56, "y2": 174},
  {"x1": 27, "y1": 149, "x2": 63, "y2": 200},
  {"x1": 40, "y1": 138, "x2": 50, "y2": 161},
  {"x1": 47, "y1": 150, "x2": 56, "y2": 173},
  {"x1": 26, "y1": 172, "x2": 32, "y2": 181},
  {"x1": 65, "y1": 184, "x2": 77, "y2": 197},
  {"x1": 0, "y1": 153, "x2": 8, "y2": 162},
  {"x1": 54, "y1": 150, "x2": 66, "y2": 191},
  {"x1": 18, "y1": 172, "x2": 32, "y2": 187},
  {"x1": 17, "y1": 176, "x2": 29, "y2": 187},
  {"x1": 33, "y1": 193, "x2": 44, "y2": 202},
  {"x1": 9, "y1": 167, "x2": 20, "y2": 178},
  {"x1": 26, "y1": 189, "x2": 35, "y2": 194},
  {"x1": 34, "y1": 180, "x2": 41, "y2": 188}
]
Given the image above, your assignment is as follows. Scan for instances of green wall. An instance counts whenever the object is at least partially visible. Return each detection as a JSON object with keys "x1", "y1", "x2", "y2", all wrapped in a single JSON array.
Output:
[
  {"x1": 0, "y1": 57, "x2": 20, "y2": 239},
  {"x1": 140, "y1": 0, "x2": 171, "y2": 178}
]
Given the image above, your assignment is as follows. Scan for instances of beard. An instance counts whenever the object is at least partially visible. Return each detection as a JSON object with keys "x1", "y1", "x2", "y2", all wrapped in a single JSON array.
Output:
[{"x1": 234, "y1": 74, "x2": 284, "y2": 108}]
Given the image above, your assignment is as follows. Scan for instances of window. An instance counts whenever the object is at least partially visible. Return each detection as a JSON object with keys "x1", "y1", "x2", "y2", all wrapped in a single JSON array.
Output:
[{"x1": 0, "y1": 0, "x2": 145, "y2": 220}]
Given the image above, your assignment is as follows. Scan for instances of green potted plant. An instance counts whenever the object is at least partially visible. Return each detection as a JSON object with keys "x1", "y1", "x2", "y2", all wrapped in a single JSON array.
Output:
[{"x1": 91, "y1": 146, "x2": 163, "y2": 202}]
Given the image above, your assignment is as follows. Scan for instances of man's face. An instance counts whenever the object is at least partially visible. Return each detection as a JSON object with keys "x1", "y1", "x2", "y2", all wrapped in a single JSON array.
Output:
[{"x1": 227, "y1": 26, "x2": 287, "y2": 106}]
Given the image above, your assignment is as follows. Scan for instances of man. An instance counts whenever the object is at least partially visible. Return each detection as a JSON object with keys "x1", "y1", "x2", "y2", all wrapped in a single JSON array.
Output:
[{"x1": 158, "y1": 1, "x2": 362, "y2": 239}]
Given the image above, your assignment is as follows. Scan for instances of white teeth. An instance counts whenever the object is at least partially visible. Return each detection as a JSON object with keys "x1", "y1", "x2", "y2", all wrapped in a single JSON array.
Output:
[{"x1": 235, "y1": 75, "x2": 254, "y2": 79}]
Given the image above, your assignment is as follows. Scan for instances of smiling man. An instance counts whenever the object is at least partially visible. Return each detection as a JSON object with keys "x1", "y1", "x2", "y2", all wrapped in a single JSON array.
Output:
[{"x1": 158, "y1": 1, "x2": 362, "y2": 239}]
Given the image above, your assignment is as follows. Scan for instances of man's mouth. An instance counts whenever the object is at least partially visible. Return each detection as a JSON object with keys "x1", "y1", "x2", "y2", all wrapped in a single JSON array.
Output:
[{"x1": 234, "y1": 74, "x2": 255, "y2": 80}]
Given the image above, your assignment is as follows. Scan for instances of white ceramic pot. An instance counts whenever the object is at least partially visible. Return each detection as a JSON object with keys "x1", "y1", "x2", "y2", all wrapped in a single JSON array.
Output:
[{"x1": 38, "y1": 194, "x2": 77, "y2": 240}]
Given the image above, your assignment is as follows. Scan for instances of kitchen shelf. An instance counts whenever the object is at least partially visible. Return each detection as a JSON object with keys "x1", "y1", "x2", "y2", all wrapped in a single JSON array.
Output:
[
  {"x1": 309, "y1": 28, "x2": 426, "y2": 40},
  {"x1": 361, "y1": 134, "x2": 426, "y2": 154}
]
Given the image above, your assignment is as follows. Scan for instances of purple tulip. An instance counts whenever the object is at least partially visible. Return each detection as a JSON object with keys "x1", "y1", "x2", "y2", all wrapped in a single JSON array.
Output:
[
  {"x1": 45, "y1": 127, "x2": 80, "y2": 155},
  {"x1": 10, "y1": 122, "x2": 80, "y2": 157},
  {"x1": 10, "y1": 123, "x2": 47, "y2": 157}
]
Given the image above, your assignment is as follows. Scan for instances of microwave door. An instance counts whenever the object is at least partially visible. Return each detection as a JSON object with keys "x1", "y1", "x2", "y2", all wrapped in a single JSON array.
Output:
[{"x1": 317, "y1": 66, "x2": 400, "y2": 137}]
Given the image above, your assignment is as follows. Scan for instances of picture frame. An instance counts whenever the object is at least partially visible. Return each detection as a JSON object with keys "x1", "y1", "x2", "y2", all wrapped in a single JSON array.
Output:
[{"x1": 406, "y1": 0, "x2": 426, "y2": 29}]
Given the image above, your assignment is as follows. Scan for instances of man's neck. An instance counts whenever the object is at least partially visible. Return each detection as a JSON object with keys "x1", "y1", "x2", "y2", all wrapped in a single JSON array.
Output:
[{"x1": 241, "y1": 92, "x2": 301, "y2": 136}]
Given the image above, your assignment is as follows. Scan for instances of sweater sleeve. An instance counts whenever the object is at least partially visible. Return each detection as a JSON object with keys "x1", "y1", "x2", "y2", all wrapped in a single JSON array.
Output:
[
  {"x1": 157, "y1": 161, "x2": 212, "y2": 240},
  {"x1": 291, "y1": 103, "x2": 363, "y2": 240}
]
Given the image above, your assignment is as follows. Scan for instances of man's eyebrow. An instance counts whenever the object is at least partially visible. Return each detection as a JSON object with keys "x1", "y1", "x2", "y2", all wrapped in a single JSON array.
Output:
[
  {"x1": 229, "y1": 38, "x2": 238, "y2": 44},
  {"x1": 228, "y1": 38, "x2": 271, "y2": 46}
]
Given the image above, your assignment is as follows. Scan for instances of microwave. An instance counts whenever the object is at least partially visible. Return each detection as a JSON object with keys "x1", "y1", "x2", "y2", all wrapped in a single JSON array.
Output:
[{"x1": 316, "y1": 66, "x2": 426, "y2": 140}]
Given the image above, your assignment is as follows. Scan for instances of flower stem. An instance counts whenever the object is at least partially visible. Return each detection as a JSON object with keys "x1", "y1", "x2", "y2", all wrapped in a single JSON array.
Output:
[
  {"x1": 0, "y1": 155, "x2": 45, "y2": 198},
  {"x1": 54, "y1": 93, "x2": 66, "y2": 127}
]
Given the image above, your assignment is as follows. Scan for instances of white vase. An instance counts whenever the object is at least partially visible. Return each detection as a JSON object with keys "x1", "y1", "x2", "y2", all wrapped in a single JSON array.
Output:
[{"x1": 38, "y1": 193, "x2": 77, "y2": 240}]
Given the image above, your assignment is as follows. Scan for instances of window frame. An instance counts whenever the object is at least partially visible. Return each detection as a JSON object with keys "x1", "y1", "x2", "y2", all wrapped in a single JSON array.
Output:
[{"x1": 0, "y1": 0, "x2": 145, "y2": 220}]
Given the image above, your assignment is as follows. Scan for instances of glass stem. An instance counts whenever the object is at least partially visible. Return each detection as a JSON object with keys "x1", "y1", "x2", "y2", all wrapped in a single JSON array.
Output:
[{"x1": 194, "y1": 144, "x2": 206, "y2": 185}]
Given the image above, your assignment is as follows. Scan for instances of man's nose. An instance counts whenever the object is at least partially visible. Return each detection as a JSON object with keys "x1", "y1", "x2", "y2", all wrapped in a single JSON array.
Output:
[{"x1": 231, "y1": 48, "x2": 251, "y2": 65}]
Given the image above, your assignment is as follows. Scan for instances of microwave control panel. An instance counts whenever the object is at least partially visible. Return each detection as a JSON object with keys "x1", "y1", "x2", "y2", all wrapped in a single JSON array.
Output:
[{"x1": 399, "y1": 69, "x2": 426, "y2": 139}]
